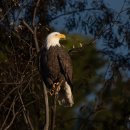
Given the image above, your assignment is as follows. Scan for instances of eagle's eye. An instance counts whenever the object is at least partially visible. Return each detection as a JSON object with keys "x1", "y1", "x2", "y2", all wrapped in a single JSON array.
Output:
[{"x1": 55, "y1": 34, "x2": 58, "y2": 36}]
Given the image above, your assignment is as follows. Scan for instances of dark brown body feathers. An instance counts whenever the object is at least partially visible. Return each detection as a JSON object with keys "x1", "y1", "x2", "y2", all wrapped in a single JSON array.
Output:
[{"x1": 39, "y1": 46, "x2": 73, "y2": 89}]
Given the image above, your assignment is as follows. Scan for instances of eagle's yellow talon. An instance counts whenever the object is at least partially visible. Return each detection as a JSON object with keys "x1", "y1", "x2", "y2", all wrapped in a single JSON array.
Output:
[
  {"x1": 48, "y1": 80, "x2": 64, "y2": 96},
  {"x1": 56, "y1": 82, "x2": 59, "y2": 85},
  {"x1": 48, "y1": 91, "x2": 54, "y2": 96}
]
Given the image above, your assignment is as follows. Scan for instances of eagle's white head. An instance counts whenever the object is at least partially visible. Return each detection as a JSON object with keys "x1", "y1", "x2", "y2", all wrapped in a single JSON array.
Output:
[{"x1": 46, "y1": 32, "x2": 66, "y2": 49}]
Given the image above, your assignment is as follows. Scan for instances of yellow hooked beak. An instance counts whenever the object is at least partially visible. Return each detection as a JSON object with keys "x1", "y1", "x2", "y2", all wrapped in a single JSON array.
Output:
[{"x1": 57, "y1": 34, "x2": 66, "y2": 39}]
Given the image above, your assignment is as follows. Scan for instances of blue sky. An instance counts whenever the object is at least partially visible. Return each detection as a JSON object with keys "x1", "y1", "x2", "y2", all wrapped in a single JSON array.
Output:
[
  {"x1": 50, "y1": 0, "x2": 130, "y2": 80},
  {"x1": 104, "y1": 0, "x2": 124, "y2": 11},
  {"x1": 50, "y1": 0, "x2": 125, "y2": 34}
]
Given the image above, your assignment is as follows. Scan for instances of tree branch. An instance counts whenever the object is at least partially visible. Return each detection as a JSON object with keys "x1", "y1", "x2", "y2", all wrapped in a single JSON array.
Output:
[
  {"x1": 32, "y1": 0, "x2": 41, "y2": 52},
  {"x1": 49, "y1": 8, "x2": 98, "y2": 22},
  {"x1": 22, "y1": 0, "x2": 50, "y2": 129},
  {"x1": 22, "y1": 20, "x2": 34, "y2": 34},
  {"x1": 33, "y1": 0, "x2": 40, "y2": 27},
  {"x1": 50, "y1": 94, "x2": 57, "y2": 130},
  {"x1": 43, "y1": 82, "x2": 49, "y2": 130},
  {"x1": 32, "y1": 1, "x2": 49, "y2": 130},
  {"x1": 33, "y1": 27, "x2": 40, "y2": 52}
]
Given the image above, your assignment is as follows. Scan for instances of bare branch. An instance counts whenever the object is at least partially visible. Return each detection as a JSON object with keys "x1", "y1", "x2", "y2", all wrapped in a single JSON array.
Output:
[
  {"x1": 33, "y1": 0, "x2": 41, "y2": 27},
  {"x1": 50, "y1": 81, "x2": 63, "y2": 130},
  {"x1": 3, "y1": 101, "x2": 18, "y2": 130},
  {"x1": 0, "y1": 7, "x2": 13, "y2": 22},
  {"x1": 0, "y1": 97, "x2": 18, "y2": 130},
  {"x1": 13, "y1": 1, "x2": 50, "y2": 130},
  {"x1": 50, "y1": 94, "x2": 57, "y2": 130},
  {"x1": 22, "y1": 20, "x2": 34, "y2": 34},
  {"x1": 43, "y1": 82, "x2": 49, "y2": 130},
  {"x1": 32, "y1": 1, "x2": 50, "y2": 130},
  {"x1": 33, "y1": 27, "x2": 40, "y2": 52},
  {"x1": 0, "y1": 101, "x2": 14, "y2": 130},
  {"x1": 32, "y1": 0, "x2": 41, "y2": 52},
  {"x1": 0, "y1": 87, "x2": 18, "y2": 108},
  {"x1": 50, "y1": 8, "x2": 98, "y2": 22},
  {"x1": 18, "y1": 90, "x2": 34, "y2": 130}
]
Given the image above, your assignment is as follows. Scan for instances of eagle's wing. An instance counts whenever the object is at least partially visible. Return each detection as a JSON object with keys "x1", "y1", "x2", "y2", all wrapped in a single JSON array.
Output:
[
  {"x1": 57, "y1": 48, "x2": 73, "y2": 87},
  {"x1": 39, "y1": 48, "x2": 53, "y2": 88}
]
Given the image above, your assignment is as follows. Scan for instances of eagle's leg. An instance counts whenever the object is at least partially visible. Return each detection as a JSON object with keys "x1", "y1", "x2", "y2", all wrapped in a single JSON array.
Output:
[
  {"x1": 48, "y1": 89, "x2": 55, "y2": 96},
  {"x1": 55, "y1": 80, "x2": 64, "y2": 93},
  {"x1": 55, "y1": 82, "x2": 60, "y2": 93},
  {"x1": 48, "y1": 83, "x2": 58, "y2": 96},
  {"x1": 49, "y1": 80, "x2": 63, "y2": 95}
]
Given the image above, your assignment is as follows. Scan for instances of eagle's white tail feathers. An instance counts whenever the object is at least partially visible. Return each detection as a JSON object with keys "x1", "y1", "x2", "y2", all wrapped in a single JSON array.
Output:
[{"x1": 58, "y1": 82, "x2": 74, "y2": 107}]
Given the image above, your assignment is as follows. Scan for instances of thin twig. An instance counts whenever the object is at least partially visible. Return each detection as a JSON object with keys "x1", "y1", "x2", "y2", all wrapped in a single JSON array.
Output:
[
  {"x1": 3, "y1": 101, "x2": 18, "y2": 130},
  {"x1": 32, "y1": 0, "x2": 41, "y2": 52},
  {"x1": 0, "y1": 97, "x2": 17, "y2": 130},
  {"x1": 32, "y1": 0, "x2": 40, "y2": 52},
  {"x1": 0, "y1": 101, "x2": 14, "y2": 130},
  {"x1": 0, "y1": 87, "x2": 18, "y2": 108},
  {"x1": 22, "y1": 19, "x2": 40, "y2": 52},
  {"x1": 33, "y1": 0, "x2": 40, "y2": 27},
  {"x1": 33, "y1": 27, "x2": 40, "y2": 52},
  {"x1": 18, "y1": 90, "x2": 34, "y2": 130},
  {"x1": 22, "y1": 20, "x2": 34, "y2": 34},
  {"x1": 49, "y1": 8, "x2": 98, "y2": 22},
  {"x1": 0, "y1": 7, "x2": 13, "y2": 22}
]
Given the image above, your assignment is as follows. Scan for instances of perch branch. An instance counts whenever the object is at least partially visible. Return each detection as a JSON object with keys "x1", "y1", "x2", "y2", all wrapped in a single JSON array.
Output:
[
  {"x1": 50, "y1": 94, "x2": 57, "y2": 130},
  {"x1": 50, "y1": 81, "x2": 63, "y2": 130},
  {"x1": 43, "y1": 82, "x2": 49, "y2": 130}
]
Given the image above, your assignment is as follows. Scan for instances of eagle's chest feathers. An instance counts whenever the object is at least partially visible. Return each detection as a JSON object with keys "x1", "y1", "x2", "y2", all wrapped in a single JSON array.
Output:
[{"x1": 46, "y1": 46, "x2": 60, "y2": 72}]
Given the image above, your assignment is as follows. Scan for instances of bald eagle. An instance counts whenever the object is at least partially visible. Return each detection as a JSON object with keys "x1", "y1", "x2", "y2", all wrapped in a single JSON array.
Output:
[{"x1": 39, "y1": 32, "x2": 74, "y2": 107}]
